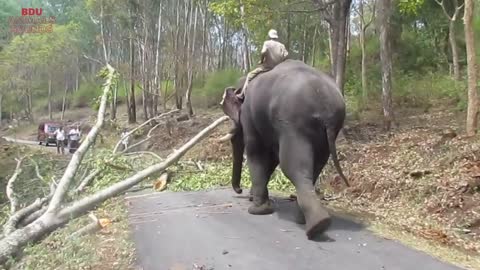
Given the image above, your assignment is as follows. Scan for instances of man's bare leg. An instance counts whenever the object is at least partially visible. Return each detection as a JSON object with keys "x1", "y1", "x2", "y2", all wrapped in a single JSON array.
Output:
[{"x1": 239, "y1": 67, "x2": 269, "y2": 99}]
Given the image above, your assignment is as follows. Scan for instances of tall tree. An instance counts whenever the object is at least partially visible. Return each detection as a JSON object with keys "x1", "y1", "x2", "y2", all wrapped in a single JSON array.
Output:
[
  {"x1": 378, "y1": 0, "x2": 395, "y2": 130},
  {"x1": 313, "y1": 0, "x2": 353, "y2": 93},
  {"x1": 464, "y1": 0, "x2": 478, "y2": 136},
  {"x1": 434, "y1": 0, "x2": 464, "y2": 81}
]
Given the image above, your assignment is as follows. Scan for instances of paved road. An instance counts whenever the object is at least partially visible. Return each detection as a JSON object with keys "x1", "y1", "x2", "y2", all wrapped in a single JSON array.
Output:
[
  {"x1": 125, "y1": 188, "x2": 463, "y2": 270},
  {"x1": 2, "y1": 136, "x2": 38, "y2": 145},
  {"x1": 2, "y1": 136, "x2": 71, "y2": 153}
]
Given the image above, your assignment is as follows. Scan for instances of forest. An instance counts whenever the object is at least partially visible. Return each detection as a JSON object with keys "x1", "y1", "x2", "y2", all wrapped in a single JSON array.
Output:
[{"x1": 0, "y1": 0, "x2": 479, "y2": 269}]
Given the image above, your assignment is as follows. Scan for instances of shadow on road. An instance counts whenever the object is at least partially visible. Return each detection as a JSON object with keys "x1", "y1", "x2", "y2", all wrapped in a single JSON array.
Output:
[{"x1": 272, "y1": 196, "x2": 365, "y2": 242}]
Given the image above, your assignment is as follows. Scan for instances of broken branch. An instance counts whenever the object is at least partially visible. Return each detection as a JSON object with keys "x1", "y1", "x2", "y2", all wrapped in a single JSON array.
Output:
[
  {"x1": 6, "y1": 157, "x2": 25, "y2": 215},
  {"x1": 46, "y1": 64, "x2": 116, "y2": 215},
  {"x1": 112, "y1": 109, "x2": 179, "y2": 153}
]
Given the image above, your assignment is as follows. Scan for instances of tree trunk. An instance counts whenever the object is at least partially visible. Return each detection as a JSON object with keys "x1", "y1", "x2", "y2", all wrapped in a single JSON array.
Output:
[
  {"x1": 75, "y1": 56, "x2": 79, "y2": 92},
  {"x1": 239, "y1": 0, "x2": 250, "y2": 72},
  {"x1": 111, "y1": 85, "x2": 117, "y2": 120},
  {"x1": 174, "y1": 0, "x2": 182, "y2": 110},
  {"x1": 61, "y1": 78, "x2": 68, "y2": 121},
  {"x1": 186, "y1": 4, "x2": 198, "y2": 116},
  {"x1": 301, "y1": 17, "x2": 308, "y2": 62},
  {"x1": 359, "y1": 0, "x2": 368, "y2": 100},
  {"x1": 154, "y1": 1, "x2": 163, "y2": 116},
  {"x1": 311, "y1": 26, "x2": 318, "y2": 67},
  {"x1": 128, "y1": 33, "x2": 136, "y2": 123},
  {"x1": 448, "y1": 20, "x2": 460, "y2": 81},
  {"x1": 322, "y1": 0, "x2": 352, "y2": 92},
  {"x1": 48, "y1": 74, "x2": 52, "y2": 120},
  {"x1": 378, "y1": 0, "x2": 395, "y2": 130},
  {"x1": 0, "y1": 93, "x2": 2, "y2": 126},
  {"x1": 464, "y1": 0, "x2": 478, "y2": 136},
  {"x1": 201, "y1": 0, "x2": 208, "y2": 79}
]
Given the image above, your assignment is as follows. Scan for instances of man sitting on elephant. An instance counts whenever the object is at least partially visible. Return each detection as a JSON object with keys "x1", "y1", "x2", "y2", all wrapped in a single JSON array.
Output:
[
  {"x1": 235, "y1": 29, "x2": 289, "y2": 101},
  {"x1": 218, "y1": 29, "x2": 288, "y2": 141}
]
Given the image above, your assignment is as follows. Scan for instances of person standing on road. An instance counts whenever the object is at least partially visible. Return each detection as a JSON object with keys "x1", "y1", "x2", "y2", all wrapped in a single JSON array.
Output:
[
  {"x1": 54, "y1": 126, "x2": 66, "y2": 154},
  {"x1": 68, "y1": 125, "x2": 81, "y2": 152}
]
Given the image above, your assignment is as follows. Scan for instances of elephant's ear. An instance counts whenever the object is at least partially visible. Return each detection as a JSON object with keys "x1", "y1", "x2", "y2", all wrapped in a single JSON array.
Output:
[{"x1": 221, "y1": 87, "x2": 242, "y2": 124}]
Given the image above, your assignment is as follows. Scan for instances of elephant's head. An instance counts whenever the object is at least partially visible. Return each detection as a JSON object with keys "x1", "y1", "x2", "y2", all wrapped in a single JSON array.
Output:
[{"x1": 219, "y1": 80, "x2": 246, "y2": 194}]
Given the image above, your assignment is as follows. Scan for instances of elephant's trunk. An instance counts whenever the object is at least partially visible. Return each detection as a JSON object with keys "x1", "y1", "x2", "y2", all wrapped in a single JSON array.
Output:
[{"x1": 231, "y1": 130, "x2": 244, "y2": 194}]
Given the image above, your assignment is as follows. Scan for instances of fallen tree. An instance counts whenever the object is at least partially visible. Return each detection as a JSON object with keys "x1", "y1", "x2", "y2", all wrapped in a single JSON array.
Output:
[{"x1": 0, "y1": 64, "x2": 230, "y2": 265}]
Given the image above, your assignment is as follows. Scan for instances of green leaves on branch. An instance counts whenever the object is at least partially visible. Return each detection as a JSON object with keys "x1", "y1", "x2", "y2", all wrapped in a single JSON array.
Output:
[{"x1": 398, "y1": 0, "x2": 426, "y2": 14}]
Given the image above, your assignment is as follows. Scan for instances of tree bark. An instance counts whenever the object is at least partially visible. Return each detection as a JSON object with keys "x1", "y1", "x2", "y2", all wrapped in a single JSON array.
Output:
[
  {"x1": 111, "y1": 84, "x2": 118, "y2": 120},
  {"x1": 0, "y1": 93, "x2": 2, "y2": 126},
  {"x1": 61, "y1": 77, "x2": 68, "y2": 121},
  {"x1": 378, "y1": 0, "x2": 395, "y2": 130},
  {"x1": 201, "y1": 0, "x2": 208, "y2": 79},
  {"x1": 464, "y1": 0, "x2": 478, "y2": 136},
  {"x1": 48, "y1": 74, "x2": 52, "y2": 120},
  {"x1": 239, "y1": 0, "x2": 250, "y2": 72},
  {"x1": 186, "y1": 3, "x2": 198, "y2": 117},
  {"x1": 128, "y1": 8, "x2": 137, "y2": 124},
  {"x1": 154, "y1": 1, "x2": 163, "y2": 116},
  {"x1": 435, "y1": 0, "x2": 462, "y2": 81},
  {"x1": 449, "y1": 20, "x2": 460, "y2": 81}
]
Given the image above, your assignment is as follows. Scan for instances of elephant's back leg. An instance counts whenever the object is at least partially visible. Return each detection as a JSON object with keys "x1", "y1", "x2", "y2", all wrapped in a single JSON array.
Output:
[{"x1": 278, "y1": 133, "x2": 331, "y2": 239}]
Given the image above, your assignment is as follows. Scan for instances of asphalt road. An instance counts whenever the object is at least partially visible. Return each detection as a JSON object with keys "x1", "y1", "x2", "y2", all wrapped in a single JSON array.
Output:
[{"x1": 125, "y1": 188, "x2": 463, "y2": 270}]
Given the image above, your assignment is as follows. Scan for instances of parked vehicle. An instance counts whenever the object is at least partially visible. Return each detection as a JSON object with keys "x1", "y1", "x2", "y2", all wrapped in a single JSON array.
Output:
[{"x1": 37, "y1": 122, "x2": 61, "y2": 146}]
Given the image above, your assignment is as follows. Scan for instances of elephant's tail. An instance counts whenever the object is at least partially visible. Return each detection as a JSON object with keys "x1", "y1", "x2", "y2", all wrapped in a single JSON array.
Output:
[{"x1": 326, "y1": 127, "x2": 350, "y2": 187}]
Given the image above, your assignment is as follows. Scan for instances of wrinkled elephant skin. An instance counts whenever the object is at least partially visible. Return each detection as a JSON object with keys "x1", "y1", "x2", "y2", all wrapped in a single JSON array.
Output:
[{"x1": 221, "y1": 59, "x2": 348, "y2": 240}]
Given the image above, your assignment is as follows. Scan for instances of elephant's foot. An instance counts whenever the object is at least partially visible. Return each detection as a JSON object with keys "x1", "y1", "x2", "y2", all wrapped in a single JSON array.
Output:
[
  {"x1": 248, "y1": 199, "x2": 274, "y2": 215},
  {"x1": 305, "y1": 211, "x2": 331, "y2": 240},
  {"x1": 293, "y1": 201, "x2": 306, "y2": 224}
]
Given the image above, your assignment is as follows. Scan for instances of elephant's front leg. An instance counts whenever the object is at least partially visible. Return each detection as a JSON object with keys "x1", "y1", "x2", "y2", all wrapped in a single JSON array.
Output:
[{"x1": 246, "y1": 150, "x2": 278, "y2": 215}]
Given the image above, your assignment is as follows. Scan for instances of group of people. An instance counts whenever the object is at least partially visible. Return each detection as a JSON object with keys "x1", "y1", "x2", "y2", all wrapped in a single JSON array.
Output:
[{"x1": 53, "y1": 125, "x2": 82, "y2": 154}]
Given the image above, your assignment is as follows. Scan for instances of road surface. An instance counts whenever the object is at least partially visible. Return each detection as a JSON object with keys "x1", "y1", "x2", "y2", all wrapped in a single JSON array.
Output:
[
  {"x1": 126, "y1": 188, "x2": 463, "y2": 270},
  {"x1": 2, "y1": 136, "x2": 72, "y2": 153}
]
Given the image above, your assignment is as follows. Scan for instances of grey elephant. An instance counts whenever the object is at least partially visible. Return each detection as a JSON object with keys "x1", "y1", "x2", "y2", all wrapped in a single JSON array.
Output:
[{"x1": 219, "y1": 59, "x2": 349, "y2": 240}]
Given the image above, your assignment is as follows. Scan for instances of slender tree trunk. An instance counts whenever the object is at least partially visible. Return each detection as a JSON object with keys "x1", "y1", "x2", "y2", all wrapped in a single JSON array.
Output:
[
  {"x1": 186, "y1": 4, "x2": 198, "y2": 116},
  {"x1": 154, "y1": 1, "x2": 163, "y2": 116},
  {"x1": 378, "y1": 0, "x2": 395, "y2": 130},
  {"x1": 201, "y1": 0, "x2": 208, "y2": 79},
  {"x1": 111, "y1": 85, "x2": 117, "y2": 120},
  {"x1": 311, "y1": 26, "x2": 318, "y2": 67},
  {"x1": 48, "y1": 74, "x2": 52, "y2": 120},
  {"x1": 75, "y1": 56, "x2": 79, "y2": 92},
  {"x1": 449, "y1": 20, "x2": 460, "y2": 81},
  {"x1": 436, "y1": 0, "x2": 462, "y2": 81},
  {"x1": 100, "y1": 1, "x2": 109, "y2": 64},
  {"x1": 128, "y1": 23, "x2": 137, "y2": 123},
  {"x1": 239, "y1": 0, "x2": 250, "y2": 72},
  {"x1": 174, "y1": 0, "x2": 182, "y2": 110},
  {"x1": 359, "y1": 0, "x2": 368, "y2": 101},
  {"x1": 287, "y1": 0, "x2": 291, "y2": 51},
  {"x1": 302, "y1": 17, "x2": 308, "y2": 62},
  {"x1": 0, "y1": 93, "x2": 2, "y2": 126},
  {"x1": 464, "y1": 0, "x2": 478, "y2": 136},
  {"x1": 27, "y1": 88, "x2": 33, "y2": 122},
  {"x1": 61, "y1": 78, "x2": 68, "y2": 121}
]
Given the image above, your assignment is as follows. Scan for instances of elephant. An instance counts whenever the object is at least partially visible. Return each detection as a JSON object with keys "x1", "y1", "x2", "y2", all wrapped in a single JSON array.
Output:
[{"x1": 219, "y1": 59, "x2": 349, "y2": 240}]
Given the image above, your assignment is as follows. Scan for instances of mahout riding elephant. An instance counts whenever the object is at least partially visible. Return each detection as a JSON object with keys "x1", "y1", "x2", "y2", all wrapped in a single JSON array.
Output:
[{"x1": 219, "y1": 59, "x2": 349, "y2": 239}]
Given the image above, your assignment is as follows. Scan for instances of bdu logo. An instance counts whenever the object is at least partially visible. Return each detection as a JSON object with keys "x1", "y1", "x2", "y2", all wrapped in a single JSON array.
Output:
[{"x1": 21, "y1": 8, "x2": 43, "y2": 16}]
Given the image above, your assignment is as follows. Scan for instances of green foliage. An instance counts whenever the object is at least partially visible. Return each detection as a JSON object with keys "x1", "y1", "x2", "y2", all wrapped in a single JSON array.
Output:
[
  {"x1": 398, "y1": 0, "x2": 426, "y2": 15},
  {"x1": 193, "y1": 69, "x2": 242, "y2": 107},
  {"x1": 171, "y1": 162, "x2": 295, "y2": 193}
]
